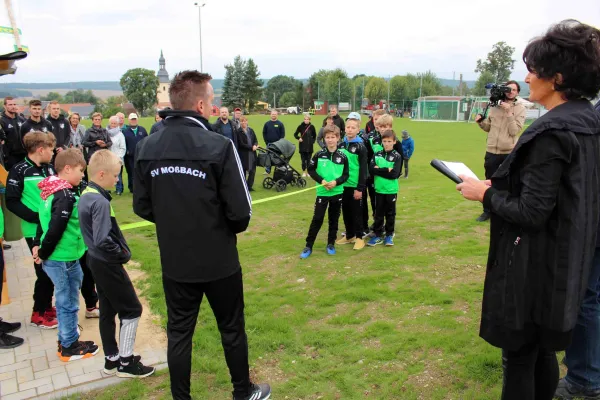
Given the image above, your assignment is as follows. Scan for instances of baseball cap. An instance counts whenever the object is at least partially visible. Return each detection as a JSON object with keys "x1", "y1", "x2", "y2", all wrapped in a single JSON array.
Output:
[
  {"x1": 234, "y1": 107, "x2": 241, "y2": 112},
  {"x1": 128, "y1": 113, "x2": 138, "y2": 120},
  {"x1": 346, "y1": 112, "x2": 361, "y2": 121}
]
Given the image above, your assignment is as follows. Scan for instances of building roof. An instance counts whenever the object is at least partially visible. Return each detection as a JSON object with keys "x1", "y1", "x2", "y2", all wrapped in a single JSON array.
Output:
[
  {"x1": 60, "y1": 103, "x2": 92, "y2": 113},
  {"x1": 157, "y1": 50, "x2": 170, "y2": 84},
  {"x1": 69, "y1": 105, "x2": 95, "y2": 118}
]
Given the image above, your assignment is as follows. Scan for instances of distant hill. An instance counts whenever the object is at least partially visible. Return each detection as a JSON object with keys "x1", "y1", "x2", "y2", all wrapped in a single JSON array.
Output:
[{"x1": 1, "y1": 77, "x2": 529, "y2": 98}]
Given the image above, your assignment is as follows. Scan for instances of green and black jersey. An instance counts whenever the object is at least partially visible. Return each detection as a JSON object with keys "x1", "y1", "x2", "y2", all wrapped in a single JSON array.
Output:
[
  {"x1": 307, "y1": 149, "x2": 349, "y2": 197},
  {"x1": 6, "y1": 158, "x2": 55, "y2": 238},
  {"x1": 369, "y1": 150, "x2": 402, "y2": 194},
  {"x1": 36, "y1": 187, "x2": 86, "y2": 261},
  {"x1": 338, "y1": 138, "x2": 368, "y2": 191}
]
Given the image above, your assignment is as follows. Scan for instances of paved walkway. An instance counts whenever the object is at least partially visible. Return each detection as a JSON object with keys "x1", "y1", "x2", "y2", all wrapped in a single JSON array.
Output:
[{"x1": 0, "y1": 239, "x2": 168, "y2": 400}]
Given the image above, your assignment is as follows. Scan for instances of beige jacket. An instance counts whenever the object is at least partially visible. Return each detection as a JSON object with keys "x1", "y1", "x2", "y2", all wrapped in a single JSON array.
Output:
[{"x1": 478, "y1": 101, "x2": 526, "y2": 154}]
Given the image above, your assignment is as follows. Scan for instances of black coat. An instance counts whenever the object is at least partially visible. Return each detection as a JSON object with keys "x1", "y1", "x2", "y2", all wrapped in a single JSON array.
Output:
[
  {"x1": 238, "y1": 127, "x2": 258, "y2": 171},
  {"x1": 212, "y1": 118, "x2": 240, "y2": 150},
  {"x1": 46, "y1": 115, "x2": 70, "y2": 149},
  {"x1": 293, "y1": 122, "x2": 317, "y2": 153},
  {"x1": 481, "y1": 99, "x2": 600, "y2": 351},
  {"x1": 134, "y1": 110, "x2": 251, "y2": 283}
]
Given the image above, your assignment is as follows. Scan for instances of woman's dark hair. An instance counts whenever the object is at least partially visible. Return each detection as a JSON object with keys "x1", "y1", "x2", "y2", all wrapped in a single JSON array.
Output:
[{"x1": 523, "y1": 19, "x2": 600, "y2": 100}]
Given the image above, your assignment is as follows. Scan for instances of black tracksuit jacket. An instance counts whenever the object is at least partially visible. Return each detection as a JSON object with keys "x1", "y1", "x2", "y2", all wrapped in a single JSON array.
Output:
[{"x1": 133, "y1": 110, "x2": 252, "y2": 283}]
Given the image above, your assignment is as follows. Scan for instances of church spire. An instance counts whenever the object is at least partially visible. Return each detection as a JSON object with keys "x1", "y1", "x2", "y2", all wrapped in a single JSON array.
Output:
[{"x1": 157, "y1": 50, "x2": 169, "y2": 83}]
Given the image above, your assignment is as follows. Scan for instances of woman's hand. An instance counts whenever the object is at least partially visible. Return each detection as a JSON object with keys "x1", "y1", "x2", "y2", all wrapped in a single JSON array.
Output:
[{"x1": 456, "y1": 176, "x2": 489, "y2": 202}]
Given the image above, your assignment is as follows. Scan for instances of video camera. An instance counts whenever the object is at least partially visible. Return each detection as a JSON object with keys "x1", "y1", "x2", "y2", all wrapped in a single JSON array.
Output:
[{"x1": 485, "y1": 83, "x2": 512, "y2": 107}]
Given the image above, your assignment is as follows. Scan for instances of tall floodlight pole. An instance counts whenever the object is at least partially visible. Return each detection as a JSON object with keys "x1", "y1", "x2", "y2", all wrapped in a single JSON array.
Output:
[{"x1": 194, "y1": 3, "x2": 206, "y2": 72}]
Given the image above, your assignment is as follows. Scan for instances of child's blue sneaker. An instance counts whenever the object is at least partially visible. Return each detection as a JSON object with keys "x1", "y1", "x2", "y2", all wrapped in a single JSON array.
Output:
[
  {"x1": 384, "y1": 235, "x2": 394, "y2": 246},
  {"x1": 367, "y1": 236, "x2": 383, "y2": 246},
  {"x1": 326, "y1": 245, "x2": 336, "y2": 255},
  {"x1": 300, "y1": 247, "x2": 312, "y2": 259}
]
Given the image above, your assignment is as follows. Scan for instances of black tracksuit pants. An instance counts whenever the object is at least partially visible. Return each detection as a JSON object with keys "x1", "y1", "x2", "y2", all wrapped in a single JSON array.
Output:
[
  {"x1": 373, "y1": 193, "x2": 397, "y2": 237},
  {"x1": 162, "y1": 271, "x2": 251, "y2": 400},
  {"x1": 305, "y1": 194, "x2": 342, "y2": 248},
  {"x1": 25, "y1": 238, "x2": 54, "y2": 313},
  {"x1": 483, "y1": 152, "x2": 508, "y2": 213},
  {"x1": 124, "y1": 156, "x2": 134, "y2": 192},
  {"x1": 362, "y1": 178, "x2": 376, "y2": 230},
  {"x1": 342, "y1": 187, "x2": 364, "y2": 239},
  {"x1": 79, "y1": 251, "x2": 98, "y2": 309},
  {"x1": 87, "y1": 255, "x2": 142, "y2": 357}
]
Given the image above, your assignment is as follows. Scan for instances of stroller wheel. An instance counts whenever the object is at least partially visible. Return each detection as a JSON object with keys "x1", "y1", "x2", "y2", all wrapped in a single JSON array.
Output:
[
  {"x1": 263, "y1": 177, "x2": 275, "y2": 189},
  {"x1": 297, "y1": 178, "x2": 307, "y2": 188},
  {"x1": 275, "y1": 179, "x2": 287, "y2": 192},
  {"x1": 290, "y1": 179, "x2": 296, "y2": 187}
]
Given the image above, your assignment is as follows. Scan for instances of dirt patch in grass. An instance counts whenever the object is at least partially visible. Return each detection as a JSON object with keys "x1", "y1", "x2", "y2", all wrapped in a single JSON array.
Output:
[
  {"x1": 405, "y1": 305, "x2": 444, "y2": 320},
  {"x1": 405, "y1": 351, "x2": 457, "y2": 400},
  {"x1": 307, "y1": 303, "x2": 352, "y2": 327}
]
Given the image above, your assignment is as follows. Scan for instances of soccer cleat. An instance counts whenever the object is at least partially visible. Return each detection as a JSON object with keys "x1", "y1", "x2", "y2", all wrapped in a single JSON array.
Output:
[
  {"x1": 335, "y1": 237, "x2": 356, "y2": 245},
  {"x1": 234, "y1": 383, "x2": 272, "y2": 400},
  {"x1": 0, "y1": 332, "x2": 24, "y2": 349},
  {"x1": 299, "y1": 247, "x2": 312, "y2": 259},
  {"x1": 104, "y1": 355, "x2": 142, "y2": 375},
  {"x1": 31, "y1": 312, "x2": 58, "y2": 330},
  {"x1": 59, "y1": 340, "x2": 99, "y2": 362},
  {"x1": 116, "y1": 358, "x2": 155, "y2": 378},
  {"x1": 85, "y1": 307, "x2": 100, "y2": 319},
  {"x1": 45, "y1": 306, "x2": 57, "y2": 320},
  {"x1": 0, "y1": 318, "x2": 21, "y2": 334},
  {"x1": 367, "y1": 237, "x2": 383, "y2": 247},
  {"x1": 353, "y1": 238, "x2": 366, "y2": 250},
  {"x1": 384, "y1": 236, "x2": 394, "y2": 246},
  {"x1": 326, "y1": 245, "x2": 336, "y2": 255}
]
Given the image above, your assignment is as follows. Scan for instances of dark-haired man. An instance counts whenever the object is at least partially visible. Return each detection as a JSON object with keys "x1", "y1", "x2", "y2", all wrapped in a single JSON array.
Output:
[
  {"x1": 21, "y1": 100, "x2": 54, "y2": 140},
  {"x1": 1, "y1": 97, "x2": 26, "y2": 169},
  {"x1": 474, "y1": 81, "x2": 526, "y2": 222},
  {"x1": 133, "y1": 70, "x2": 270, "y2": 400}
]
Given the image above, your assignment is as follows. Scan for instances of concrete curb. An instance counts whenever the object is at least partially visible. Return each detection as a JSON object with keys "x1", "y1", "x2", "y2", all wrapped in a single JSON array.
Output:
[{"x1": 32, "y1": 363, "x2": 169, "y2": 400}]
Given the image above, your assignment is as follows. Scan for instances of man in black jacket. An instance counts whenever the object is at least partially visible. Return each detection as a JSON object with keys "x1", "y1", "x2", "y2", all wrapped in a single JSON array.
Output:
[
  {"x1": 133, "y1": 70, "x2": 270, "y2": 400},
  {"x1": 212, "y1": 107, "x2": 240, "y2": 150},
  {"x1": 20, "y1": 100, "x2": 53, "y2": 141},
  {"x1": 322, "y1": 105, "x2": 345, "y2": 139},
  {"x1": 1, "y1": 96, "x2": 26, "y2": 169},
  {"x1": 46, "y1": 101, "x2": 70, "y2": 151}
]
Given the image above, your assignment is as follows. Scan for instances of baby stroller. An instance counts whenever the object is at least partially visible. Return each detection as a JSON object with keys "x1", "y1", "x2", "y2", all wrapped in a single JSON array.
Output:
[{"x1": 257, "y1": 139, "x2": 307, "y2": 192}]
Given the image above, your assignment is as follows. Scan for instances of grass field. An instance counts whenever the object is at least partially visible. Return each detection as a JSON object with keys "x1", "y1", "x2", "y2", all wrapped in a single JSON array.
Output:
[{"x1": 71, "y1": 114, "x2": 528, "y2": 399}]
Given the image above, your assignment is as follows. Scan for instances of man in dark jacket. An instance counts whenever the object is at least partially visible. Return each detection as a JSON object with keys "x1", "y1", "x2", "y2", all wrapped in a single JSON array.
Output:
[
  {"x1": 262, "y1": 110, "x2": 285, "y2": 174},
  {"x1": 122, "y1": 113, "x2": 148, "y2": 193},
  {"x1": 1, "y1": 96, "x2": 26, "y2": 169},
  {"x1": 322, "y1": 105, "x2": 345, "y2": 139},
  {"x1": 133, "y1": 70, "x2": 270, "y2": 400},
  {"x1": 46, "y1": 101, "x2": 70, "y2": 150},
  {"x1": 20, "y1": 99, "x2": 53, "y2": 141},
  {"x1": 212, "y1": 107, "x2": 239, "y2": 149}
]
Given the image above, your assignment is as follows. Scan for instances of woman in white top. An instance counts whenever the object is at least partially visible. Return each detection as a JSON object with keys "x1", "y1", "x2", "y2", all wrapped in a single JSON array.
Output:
[{"x1": 108, "y1": 115, "x2": 126, "y2": 195}]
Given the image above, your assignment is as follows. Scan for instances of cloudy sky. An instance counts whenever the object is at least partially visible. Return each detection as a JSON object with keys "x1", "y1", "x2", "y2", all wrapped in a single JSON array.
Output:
[{"x1": 3, "y1": 0, "x2": 600, "y2": 83}]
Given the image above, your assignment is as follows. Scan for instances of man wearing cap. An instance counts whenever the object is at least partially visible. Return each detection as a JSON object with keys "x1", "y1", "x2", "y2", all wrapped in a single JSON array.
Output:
[
  {"x1": 233, "y1": 108, "x2": 242, "y2": 131},
  {"x1": 123, "y1": 113, "x2": 148, "y2": 193}
]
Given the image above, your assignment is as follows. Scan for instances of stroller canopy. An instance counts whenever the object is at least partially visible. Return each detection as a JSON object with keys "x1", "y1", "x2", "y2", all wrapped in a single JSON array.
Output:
[{"x1": 268, "y1": 139, "x2": 296, "y2": 160}]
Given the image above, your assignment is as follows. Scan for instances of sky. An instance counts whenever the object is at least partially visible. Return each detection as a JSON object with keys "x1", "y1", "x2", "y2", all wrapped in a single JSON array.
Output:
[{"x1": 3, "y1": 0, "x2": 600, "y2": 83}]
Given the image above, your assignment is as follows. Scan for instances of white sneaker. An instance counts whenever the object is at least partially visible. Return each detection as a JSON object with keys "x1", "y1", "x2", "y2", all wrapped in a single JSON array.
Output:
[{"x1": 85, "y1": 307, "x2": 100, "y2": 319}]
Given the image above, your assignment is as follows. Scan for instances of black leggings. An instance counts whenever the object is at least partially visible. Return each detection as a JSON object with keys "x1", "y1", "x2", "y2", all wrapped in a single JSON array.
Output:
[
  {"x1": 300, "y1": 152, "x2": 312, "y2": 171},
  {"x1": 501, "y1": 343, "x2": 559, "y2": 400}
]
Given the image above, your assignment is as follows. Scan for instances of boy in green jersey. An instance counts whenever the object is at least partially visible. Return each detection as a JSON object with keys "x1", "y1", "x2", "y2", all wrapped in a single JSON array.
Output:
[
  {"x1": 336, "y1": 117, "x2": 368, "y2": 250},
  {"x1": 32, "y1": 149, "x2": 99, "y2": 361},
  {"x1": 300, "y1": 125, "x2": 349, "y2": 259},
  {"x1": 6, "y1": 132, "x2": 58, "y2": 329},
  {"x1": 367, "y1": 130, "x2": 403, "y2": 247}
]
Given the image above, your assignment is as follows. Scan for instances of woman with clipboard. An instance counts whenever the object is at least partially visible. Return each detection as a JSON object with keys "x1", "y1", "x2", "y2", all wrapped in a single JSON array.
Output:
[{"x1": 457, "y1": 20, "x2": 600, "y2": 399}]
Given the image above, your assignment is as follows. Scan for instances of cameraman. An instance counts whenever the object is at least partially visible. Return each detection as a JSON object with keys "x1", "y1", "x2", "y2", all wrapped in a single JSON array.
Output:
[{"x1": 474, "y1": 80, "x2": 526, "y2": 222}]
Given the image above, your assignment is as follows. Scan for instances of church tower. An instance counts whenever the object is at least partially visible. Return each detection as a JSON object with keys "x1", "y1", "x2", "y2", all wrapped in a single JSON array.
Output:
[{"x1": 157, "y1": 50, "x2": 170, "y2": 105}]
